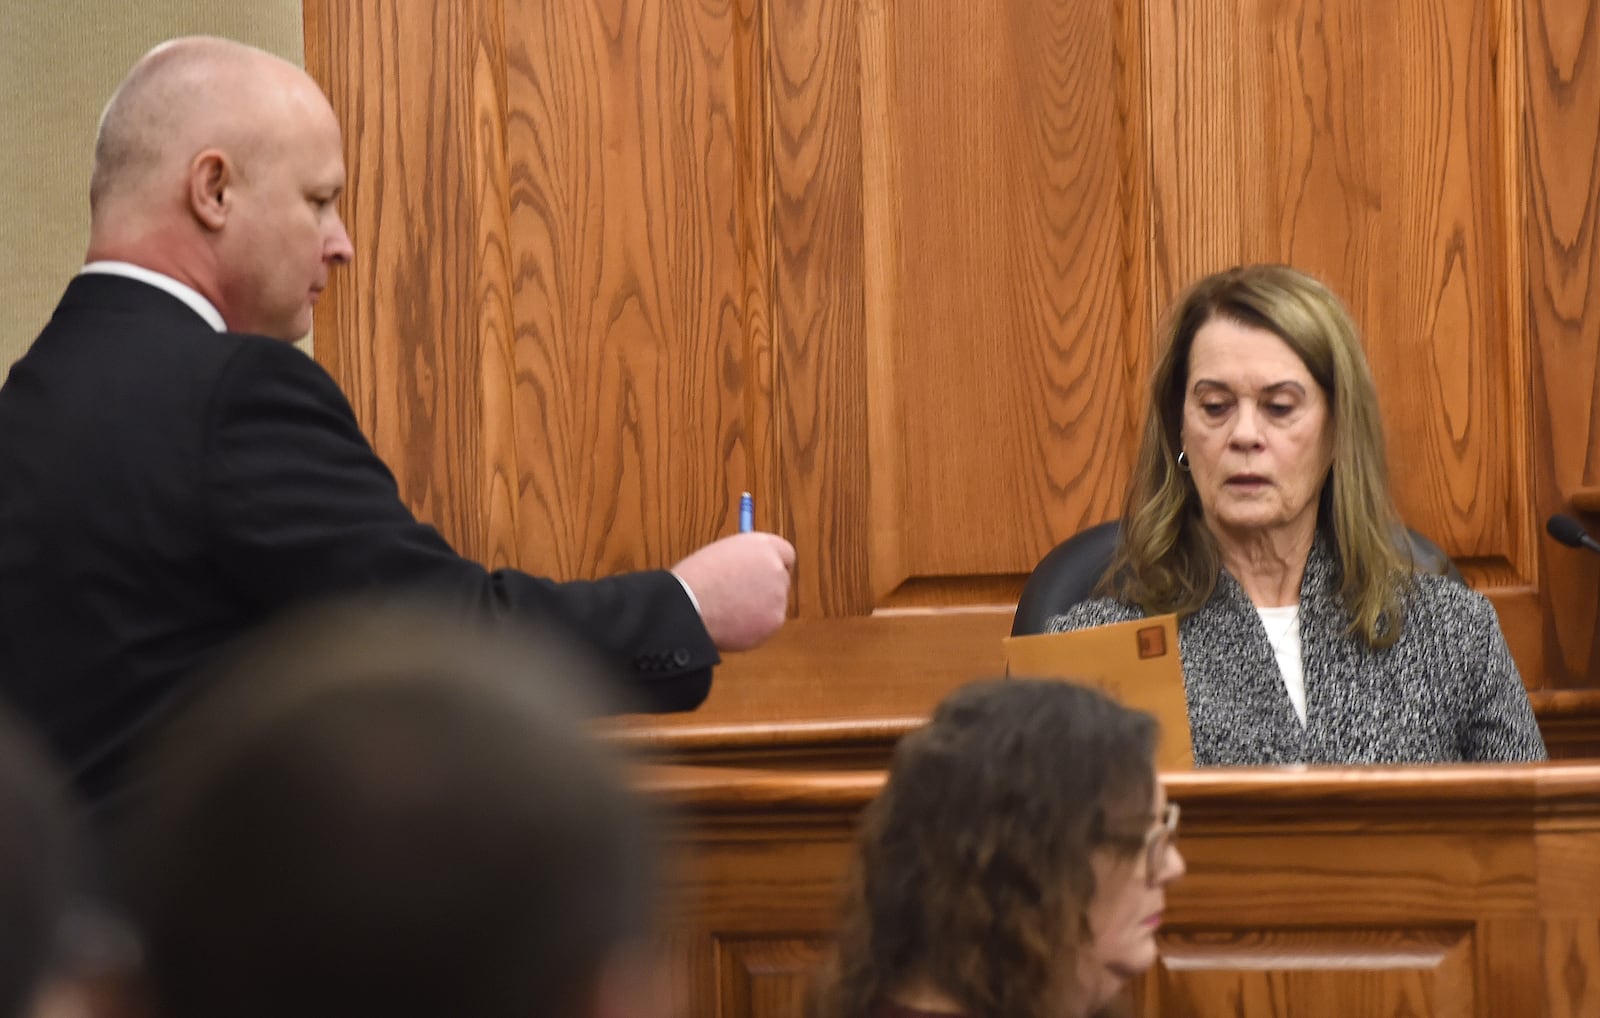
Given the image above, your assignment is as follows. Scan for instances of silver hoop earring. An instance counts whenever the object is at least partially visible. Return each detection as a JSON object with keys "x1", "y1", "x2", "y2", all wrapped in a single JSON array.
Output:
[{"x1": 1176, "y1": 450, "x2": 1190, "y2": 471}]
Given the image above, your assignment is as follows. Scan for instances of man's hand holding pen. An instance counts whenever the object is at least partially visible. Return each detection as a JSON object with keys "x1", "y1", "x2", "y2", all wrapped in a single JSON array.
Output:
[{"x1": 672, "y1": 494, "x2": 795, "y2": 652}]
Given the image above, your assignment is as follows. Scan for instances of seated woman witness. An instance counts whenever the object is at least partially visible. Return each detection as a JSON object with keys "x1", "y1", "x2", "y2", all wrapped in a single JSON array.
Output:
[
  {"x1": 813, "y1": 679, "x2": 1185, "y2": 1018},
  {"x1": 1047, "y1": 264, "x2": 1545, "y2": 764}
]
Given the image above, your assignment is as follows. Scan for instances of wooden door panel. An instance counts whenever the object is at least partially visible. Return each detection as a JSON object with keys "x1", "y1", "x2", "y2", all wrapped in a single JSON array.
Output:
[
  {"x1": 717, "y1": 938, "x2": 830, "y2": 1018},
  {"x1": 1138, "y1": 928, "x2": 1475, "y2": 1018},
  {"x1": 863, "y1": 0, "x2": 1149, "y2": 597},
  {"x1": 1146, "y1": 0, "x2": 1529, "y2": 585},
  {"x1": 500, "y1": 0, "x2": 770, "y2": 577}
]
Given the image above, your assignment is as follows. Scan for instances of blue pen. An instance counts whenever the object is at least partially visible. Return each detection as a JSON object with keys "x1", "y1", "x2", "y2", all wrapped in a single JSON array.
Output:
[{"x1": 738, "y1": 491, "x2": 754, "y2": 533}]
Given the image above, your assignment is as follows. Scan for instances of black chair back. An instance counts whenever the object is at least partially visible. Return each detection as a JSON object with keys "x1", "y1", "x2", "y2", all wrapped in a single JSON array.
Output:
[{"x1": 1010, "y1": 521, "x2": 1463, "y2": 636}]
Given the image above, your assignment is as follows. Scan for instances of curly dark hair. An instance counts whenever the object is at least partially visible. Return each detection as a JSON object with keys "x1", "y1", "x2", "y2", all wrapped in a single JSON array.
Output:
[{"x1": 814, "y1": 678, "x2": 1159, "y2": 1018}]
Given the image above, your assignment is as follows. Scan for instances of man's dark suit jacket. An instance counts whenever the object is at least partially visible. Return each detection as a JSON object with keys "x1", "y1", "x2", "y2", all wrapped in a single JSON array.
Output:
[{"x1": 0, "y1": 274, "x2": 718, "y2": 804}]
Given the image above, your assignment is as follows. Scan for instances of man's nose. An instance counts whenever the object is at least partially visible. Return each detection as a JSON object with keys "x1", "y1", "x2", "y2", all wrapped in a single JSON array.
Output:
[{"x1": 326, "y1": 216, "x2": 355, "y2": 265}]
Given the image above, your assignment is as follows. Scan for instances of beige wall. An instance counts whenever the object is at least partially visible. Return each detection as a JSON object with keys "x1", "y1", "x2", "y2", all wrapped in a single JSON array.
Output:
[{"x1": 0, "y1": 2, "x2": 303, "y2": 370}]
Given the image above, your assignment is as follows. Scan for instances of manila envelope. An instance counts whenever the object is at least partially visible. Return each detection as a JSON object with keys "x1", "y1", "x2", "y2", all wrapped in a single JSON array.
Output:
[{"x1": 1003, "y1": 614, "x2": 1193, "y2": 770}]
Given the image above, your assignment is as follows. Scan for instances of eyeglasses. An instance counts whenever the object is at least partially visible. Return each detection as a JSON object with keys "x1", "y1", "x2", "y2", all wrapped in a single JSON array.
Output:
[{"x1": 1143, "y1": 802, "x2": 1180, "y2": 885}]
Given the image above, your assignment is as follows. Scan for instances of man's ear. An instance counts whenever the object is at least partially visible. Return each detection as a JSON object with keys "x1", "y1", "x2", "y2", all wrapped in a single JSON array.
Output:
[{"x1": 189, "y1": 149, "x2": 232, "y2": 231}]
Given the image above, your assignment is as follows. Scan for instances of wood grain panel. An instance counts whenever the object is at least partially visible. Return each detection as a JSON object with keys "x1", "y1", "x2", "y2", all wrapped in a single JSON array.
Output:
[
  {"x1": 717, "y1": 937, "x2": 829, "y2": 1018},
  {"x1": 1139, "y1": 927, "x2": 1474, "y2": 1017},
  {"x1": 655, "y1": 773, "x2": 863, "y2": 1018},
  {"x1": 1526, "y1": 0, "x2": 1600, "y2": 497},
  {"x1": 497, "y1": 0, "x2": 756, "y2": 578},
  {"x1": 1493, "y1": 585, "x2": 1546, "y2": 697},
  {"x1": 304, "y1": 1, "x2": 512, "y2": 563},
  {"x1": 1535, "y1": 830, "x2": 1600, "y2": 916},
  {"x1": 1168, "y1": 836, "x2": 1532, "y2": 927},
  {"x1": 651, "y1": 932, "x2": 714, "y2": 1018},
  {"x1": 764, "y1": 0, "x2": 872, "y2": 615},
  {"x1": 1543, "y1": 920, "x2": 1600, "y2": 1018},
  {"x1": 1476, "y1": 918, "x2": 1548, "y2": 1018},
  {"x1": 1534, "y1": 689, "x2": 1600, "y2": 757},
  {"x1": 863, "y1": 0, "x2": 1146, "y2": 597},
  {"x1": 1145, "y1": 0, "x2": 1530, "y2": 580},
  {"x1": 1526, "y1": 0, "x2": 1600, "y2": 688}
]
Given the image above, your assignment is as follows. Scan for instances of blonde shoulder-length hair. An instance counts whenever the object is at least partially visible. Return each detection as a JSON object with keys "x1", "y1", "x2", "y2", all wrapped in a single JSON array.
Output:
[{"x1": 1107, "y1": 264, "x2": 1412, "y2": 648}]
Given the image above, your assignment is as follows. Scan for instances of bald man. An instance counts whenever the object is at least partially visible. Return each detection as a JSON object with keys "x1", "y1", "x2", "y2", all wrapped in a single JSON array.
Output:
[{"x1": 0, "y1": 37, "x2": 795, "y2": 808}]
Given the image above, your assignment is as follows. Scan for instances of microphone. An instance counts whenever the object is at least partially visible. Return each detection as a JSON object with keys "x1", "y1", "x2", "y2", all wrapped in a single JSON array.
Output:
[{"x1": 1547, "y1": 514, "x2": 1600, "y2": 554}]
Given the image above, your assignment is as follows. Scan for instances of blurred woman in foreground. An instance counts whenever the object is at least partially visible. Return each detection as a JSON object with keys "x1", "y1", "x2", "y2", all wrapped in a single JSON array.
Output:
[{"x1": 813, "y1": 678, "x2": 1184, "y2": 1018}]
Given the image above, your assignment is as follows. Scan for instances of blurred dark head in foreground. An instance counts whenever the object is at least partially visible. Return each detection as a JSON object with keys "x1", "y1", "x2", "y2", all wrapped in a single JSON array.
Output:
[
  {"x1": 117, "y1": 601, "x2": 661, "y2": 1018},
  {"x1": 0, "y1": 705, "x2": 79, "y2": 1018},
  {"x1": 0, "y1": 704, "x2": 84, "y2": 1011}
]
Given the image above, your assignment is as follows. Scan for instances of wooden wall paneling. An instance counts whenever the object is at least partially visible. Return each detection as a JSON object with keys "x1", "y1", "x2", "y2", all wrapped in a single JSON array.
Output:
[
  {"x1": 1526, "y1": 0, "x2": 1600, "y2": 688},
  {"x1": 651, "y1": 932, "x2": 715, "y2": 1018},
  {"x1": 654, "y1": 767, "x2": 875, "y2": 1016},
  {"x1": 736, "y1": 0, "x2": 783, "y2": 588},
  {"x1": 1477, "y1": 918, "x2": 1550, "y2": 1018},
  {"x1": 1162, "y1": 834, "x2": 1533, "y2": 929},
  {"x1": 1142, "y1": 0, "x2": 1242, "y2": 306},
  {"x1": 1493, "y1": 587, "x2": 1548, "y2": 701},
  {"x1": 1144, "y1": 0, "x2": 1530, "y2": 585},
  {"x1": 1495, "y1": 0, "x2": 1539, "y2": 615},
  {"x1": 1527, "y1": 0, "x2": 1600, "y2": 501},
  {"x1": 764, "y1": 0, "x2": 873, "y2": 616},
  {"x1": 864, "y1": 0, "x2": 1146, "y2": 610},
  {"x1": 1117, "y1": 0, "x2": 1157, "y2": 456},
  {"x1": 1530, "y1": 786, "x2": 1600, "y2": 1014},
  {"x1": 1541, "y1": 919, "x2": 1600, "y2": 1018},
  {"x1": 1535, "y1": 828, "x2": 1600, "y2": 912},
  {"x1": 718, "y1": 938, "x2": 832, "y2": 1017},
  {"x1": 1138, "y1": 928, "x2": 1476, "y2": 1017},
  {"x1": 304, "y1": 1, "x2": 513, "y2": 564},
  {"x1": 497, "y1": 0, "x2": 761, "y2": 578},
  {"x1": 1530, "y1": 688, "x2": 1600, "y2": 757},
  {"x1": 859, "y1": 0, "x2": 908, "y2": 603},
  {"x1": 1375, "y1": 0, "x2": 1529, "y2": 581}
]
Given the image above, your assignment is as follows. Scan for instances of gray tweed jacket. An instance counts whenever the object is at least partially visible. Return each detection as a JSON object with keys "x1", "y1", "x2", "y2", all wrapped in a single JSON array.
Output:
[{"x1": 1044, "y1": 540, "x2": 1547, "y2": 765}]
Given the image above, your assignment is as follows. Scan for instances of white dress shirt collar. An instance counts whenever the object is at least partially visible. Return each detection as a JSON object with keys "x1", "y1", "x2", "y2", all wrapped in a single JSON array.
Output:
[{"x1": 80, "y1": 261, "x2": 226, "y2": 333}]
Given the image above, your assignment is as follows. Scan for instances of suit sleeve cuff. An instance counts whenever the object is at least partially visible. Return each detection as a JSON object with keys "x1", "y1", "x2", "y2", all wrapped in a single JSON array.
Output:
[{"x1": 669, "y1": 570, "x2": 703, "y2": 617}]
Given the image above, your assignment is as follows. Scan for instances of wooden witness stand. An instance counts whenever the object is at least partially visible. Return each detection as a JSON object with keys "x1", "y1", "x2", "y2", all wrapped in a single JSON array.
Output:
[
  {"x1": 603, "y1": 619, "x2": 1600, "y2": 1015},
  {"x1": 639, "y1": 761, "x2": 1600, "y2": 1018}
]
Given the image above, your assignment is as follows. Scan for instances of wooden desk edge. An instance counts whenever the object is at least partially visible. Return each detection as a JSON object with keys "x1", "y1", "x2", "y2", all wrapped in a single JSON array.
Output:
[{"x1": 637, "y1": 761, "x2": 1600, "y2": 817}]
